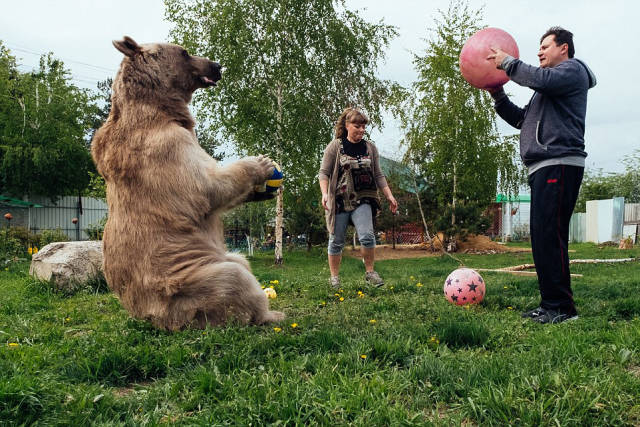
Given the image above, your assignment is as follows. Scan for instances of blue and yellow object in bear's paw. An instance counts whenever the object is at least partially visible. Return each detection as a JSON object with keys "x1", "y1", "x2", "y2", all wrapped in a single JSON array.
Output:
[{"x1": 255, "y1": 161, "x2": 283, "y2": 193}]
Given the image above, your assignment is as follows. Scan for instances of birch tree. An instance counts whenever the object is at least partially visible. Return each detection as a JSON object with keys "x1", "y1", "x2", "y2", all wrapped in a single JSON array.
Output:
[
  {"x1": 165, "y1": 0, "x2": 396, "y2": 263},
  {"x1": 390, "y1": 0, "x2": 523, "y2": 248}
]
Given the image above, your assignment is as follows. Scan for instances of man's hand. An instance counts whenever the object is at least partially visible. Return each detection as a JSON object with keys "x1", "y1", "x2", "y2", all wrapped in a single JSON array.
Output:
[{"x1": 487, "y1": 47, "x2": 508, "y2": 69}]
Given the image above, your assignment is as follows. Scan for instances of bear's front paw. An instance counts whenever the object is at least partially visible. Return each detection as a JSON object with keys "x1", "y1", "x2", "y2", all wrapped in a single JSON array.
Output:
[{"x1": 253, "y1": 154, "x2": 275, "y2": 184}]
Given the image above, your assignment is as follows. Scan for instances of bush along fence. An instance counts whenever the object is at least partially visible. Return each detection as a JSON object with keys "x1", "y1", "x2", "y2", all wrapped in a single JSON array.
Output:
[{"x1": 0, "y1": 195, "x2": 108, "y2": 242}]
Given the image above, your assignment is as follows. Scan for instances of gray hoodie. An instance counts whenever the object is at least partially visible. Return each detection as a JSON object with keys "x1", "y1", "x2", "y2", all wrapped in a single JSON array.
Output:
[{"x1": 491, "y1": 56, "x2": 597, "y2": 175}]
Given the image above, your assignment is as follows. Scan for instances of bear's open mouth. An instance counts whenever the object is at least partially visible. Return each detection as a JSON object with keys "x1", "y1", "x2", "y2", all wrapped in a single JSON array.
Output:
[{"x1": 201, "y1": 76, "x2": 218, "y2": 87}]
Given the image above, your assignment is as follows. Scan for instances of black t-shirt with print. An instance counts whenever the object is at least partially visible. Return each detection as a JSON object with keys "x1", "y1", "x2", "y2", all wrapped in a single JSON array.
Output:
[
  {"x1": 336, "y1": 137, "x2": 377, "y2": 215},
  {"x1": 341, "y1": 137, "x2": 367, "y2": 158}
]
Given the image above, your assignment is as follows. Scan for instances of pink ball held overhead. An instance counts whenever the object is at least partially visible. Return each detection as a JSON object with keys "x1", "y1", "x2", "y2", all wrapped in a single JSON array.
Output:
[
  {"x1": 444, "y1": 268, "x2": 486, "y2": 305},
  {"x1": 459, "y1": 27, "x2": 519, "y2": 90}
]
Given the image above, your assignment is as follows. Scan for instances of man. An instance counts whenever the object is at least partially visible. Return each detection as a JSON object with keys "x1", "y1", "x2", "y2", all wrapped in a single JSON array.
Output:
[{"x1": 487, "y1": 27, "x2": 597, "y2": 324}]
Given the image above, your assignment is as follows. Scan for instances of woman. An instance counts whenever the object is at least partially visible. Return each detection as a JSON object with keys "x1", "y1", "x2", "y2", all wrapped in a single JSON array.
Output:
[{"x1": 318, "y1": 107, "x2": 398, "y2": 289}]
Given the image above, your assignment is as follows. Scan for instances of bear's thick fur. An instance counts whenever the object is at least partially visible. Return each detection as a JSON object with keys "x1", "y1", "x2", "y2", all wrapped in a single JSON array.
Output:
[{"x1": 91, "y1": 36, "x2": 284, "y2": 330}]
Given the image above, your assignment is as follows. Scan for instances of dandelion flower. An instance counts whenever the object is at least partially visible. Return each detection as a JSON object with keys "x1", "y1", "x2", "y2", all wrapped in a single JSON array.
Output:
[
  {"x1": 291, "y1": 323, "x2": 298, "y2": 328},
  {"x1": 390, "y1": 286, "x2": 394, "y2": 290},
  {"x1": 416, "y1": 282, "x2": 423, "y2": 287},
  {"x1": 273, "y1": 327, "x2": 282, "y2": 332},
  {"x1": 321, "y1": 301, "x2": 326, "y2": 306},
  {"x1": 503, "y1": 286, "x2": 508, "y2": 289},
  {"x1": 339, "y1": 297, "x2": 344, "y2": 302},
  {"x1": 507, "y1": 306, "x2": 513, "y2": 310},
  {"x1": 65, "y1": 317, "x2": 71, "y2": 321},
  {"x1": 410, "y1": 276, "x2": 415, "y2": 280},
  {"x1": 369, "y1": 319, "x2": 377, "y2": 324},
  {"x1": 8, "y1": 343, "x2": 18, "y2": 347},
  {"x1": 360, "y1": 354, "x2": 367, "y2": 359},
  {"x1": 334, "y1": 293, "x2": 340, "y2": 297}
]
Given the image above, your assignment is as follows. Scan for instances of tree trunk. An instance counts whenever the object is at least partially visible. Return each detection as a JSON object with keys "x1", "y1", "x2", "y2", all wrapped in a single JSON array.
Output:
[
  {"x1": 274, "y1": 187, "x2": 284, "y2": 264},
  {"x1": 411, "y1": 168, "x2": 434, "y2": 250},
  {"x1": 274, "y1": 84, "x2": 284, "y2": 265}
]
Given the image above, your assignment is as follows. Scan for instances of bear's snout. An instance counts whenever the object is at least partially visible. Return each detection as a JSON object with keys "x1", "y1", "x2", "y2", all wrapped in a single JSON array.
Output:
[{"x1": 195, "y1": 59, "x2": 222, "y2": 88}]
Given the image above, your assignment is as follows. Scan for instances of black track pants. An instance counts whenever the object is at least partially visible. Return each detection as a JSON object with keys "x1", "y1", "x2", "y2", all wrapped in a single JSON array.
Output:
[{"x1": 528, "y1": 165, "x2": 584, "y2": 315}]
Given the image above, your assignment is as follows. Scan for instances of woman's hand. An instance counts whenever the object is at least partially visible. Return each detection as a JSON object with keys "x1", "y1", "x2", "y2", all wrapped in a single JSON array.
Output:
[
  {"x1": 388, "y1": 195, "x2": 398, "y2": 214},
  {"x1": 322, "y1": 192, "x2": 330, "y2": 211}
]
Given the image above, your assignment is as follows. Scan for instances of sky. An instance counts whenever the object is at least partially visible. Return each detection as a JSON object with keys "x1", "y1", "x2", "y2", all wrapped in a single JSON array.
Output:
[{"x1": 1, "y1": 0, "x2": 639, "y2": 173}]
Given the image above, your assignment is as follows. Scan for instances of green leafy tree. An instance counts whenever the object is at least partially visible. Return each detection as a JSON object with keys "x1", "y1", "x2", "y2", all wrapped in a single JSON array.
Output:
[
  {"x1": 165, "y1": 0, "x2": 396, "y2": 263},
  {"x1": 389, "y1": 1, "x2": 523, "y2": 248},
  {"x1": 0, "y1": 43, "x2": 98, "y2": 200},
  {"x1": 575, "y1": 149, "x2": 640, "y2": 212}
]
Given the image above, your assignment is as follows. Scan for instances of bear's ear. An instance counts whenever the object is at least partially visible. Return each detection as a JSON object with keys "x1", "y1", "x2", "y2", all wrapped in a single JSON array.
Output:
[{"x1": 112, "y1": 36, "x2": 141, "y2": 57}]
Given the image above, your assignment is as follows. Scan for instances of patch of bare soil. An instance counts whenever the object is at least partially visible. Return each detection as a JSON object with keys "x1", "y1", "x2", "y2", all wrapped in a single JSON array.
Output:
[{"x1": 345, "y1": 234, "x2": 530, "y2": 261}]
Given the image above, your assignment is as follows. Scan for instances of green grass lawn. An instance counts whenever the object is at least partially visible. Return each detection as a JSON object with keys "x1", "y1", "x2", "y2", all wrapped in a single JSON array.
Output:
[{"x1": 1, "y1": 243, "x2": 640, "y2": 425}]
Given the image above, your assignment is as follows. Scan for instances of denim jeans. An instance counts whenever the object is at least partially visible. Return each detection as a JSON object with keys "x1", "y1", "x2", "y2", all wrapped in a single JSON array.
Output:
[{"x1": 328, "y1": 203, "x2": 375, "y2": 255}]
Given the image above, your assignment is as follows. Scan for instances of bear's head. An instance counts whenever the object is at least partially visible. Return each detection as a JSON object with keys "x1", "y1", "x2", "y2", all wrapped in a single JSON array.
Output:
[{"x1": 112, "y1": 36, "x2": 221, "y2": 102}]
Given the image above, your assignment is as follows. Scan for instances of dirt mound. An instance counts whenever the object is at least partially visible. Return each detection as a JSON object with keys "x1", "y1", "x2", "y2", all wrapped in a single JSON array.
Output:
[{"x1": 345, "y1": 234, "x2": 529, "y2": 260}]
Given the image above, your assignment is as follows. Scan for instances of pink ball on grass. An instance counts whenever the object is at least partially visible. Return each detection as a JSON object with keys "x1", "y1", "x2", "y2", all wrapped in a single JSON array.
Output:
[
  {"x1": 444, "y1": 268, "x2": 486, "y2": 305},
  {"x1": 459, "y1": 27, "x2": 519, "y2": 90}
]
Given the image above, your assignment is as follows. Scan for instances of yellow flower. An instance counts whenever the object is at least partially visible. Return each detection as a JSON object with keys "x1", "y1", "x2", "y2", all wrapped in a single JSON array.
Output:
[
  {"x1": 8, "y1": 342, "x2": 19, "y2": 347},
  {"x1": 390, "y1": 286, "x2": 394, "y2": 290},
  {"x1": 273, "y1": 327, "x2": 282, "y2": 332},
  {"x1": 503, "y1": 286, "x2": 508, "y2": 289},
  {"x1": 334, "y1": 293, "x2": 340, "y2": 297},
  {"x1": 28, "y1": 247, "x2": 33, "y2": 255},
  {"x1": 65, "y1": 317, "x2": 71, "y2": 321},
  {"x1": 507, "y1": 306, "x2": 513, "y2": 310},
  {"x1": 321, "y1": 301, "x2": 326, "y2": 306},
  {"x1": 360, "y1": 354, "x2": 367, "y2": 359},
  {"x1": 261, "y1": 285, "x2": 265, "y2": 289},
  {"x1": 410, "y1": 276, "x2": 415, "y2": 280},
  {"x1": 430, "y1": 336, "x2": 436, "y2": 341},
  {"x1": 369, "y1": 319, "x2": 377, "y2": 324},
  {"x1": 291, "y1": 323, "x2": 298, "y2": 328},
  {"x1": 338, "y1": 289, "x2": 343, "y2": 293},
  {"x1": 358, "y1": 292, "x2": 365, "y2": 298},
  {"x1": 34, "y1": 247, "x2": 38, "y2": 253},
  {"x1": 339, "y1": 297, "x2": 344, "y2": 302},
  {"x1": 417, "y1": 282, "x2": 423, "y2": 287},
  {"x1": 464, "y1": 304, "x2": 470, "y2": 310}
]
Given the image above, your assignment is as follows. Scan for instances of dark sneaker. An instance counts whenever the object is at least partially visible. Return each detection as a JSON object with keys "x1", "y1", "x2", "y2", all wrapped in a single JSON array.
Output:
[
  {"x1": 329, "y1": 276, "x2": 341, "y2": 290},
  {"x1": 521, "y1": 307, "x2": 546, "y2": 319},
  {"x1": 365, "y1": 271, "x2": 384, "y2": 287},
  {"x1": 531, "y1": 309, "x2": 579, "y2": 324}
]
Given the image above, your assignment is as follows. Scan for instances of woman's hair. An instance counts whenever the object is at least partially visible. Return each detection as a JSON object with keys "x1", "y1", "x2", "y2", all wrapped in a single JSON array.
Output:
[{"x1": 334, "y1": 107, "x2": 369, "y2": 139}]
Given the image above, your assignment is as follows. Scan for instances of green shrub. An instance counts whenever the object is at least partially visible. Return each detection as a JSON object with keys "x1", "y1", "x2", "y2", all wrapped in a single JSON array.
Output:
[
  {"x1": 7, "y1": 226, "x2": 39, "y2": 248},
  {"x1": 0, "y1": 230, "x2": 23, "y2": 263},
  {"x1": 39, "y1": 228, "x2": 70, "y2": 247},
  {"x1": 85, "y1": 216, "x2": 107, "y2": 240}
]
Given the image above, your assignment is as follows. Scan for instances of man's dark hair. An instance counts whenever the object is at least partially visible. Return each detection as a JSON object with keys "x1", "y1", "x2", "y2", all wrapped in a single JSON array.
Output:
[{"x1": 541, "y1": 26, "x2": 574, "y2": 58}]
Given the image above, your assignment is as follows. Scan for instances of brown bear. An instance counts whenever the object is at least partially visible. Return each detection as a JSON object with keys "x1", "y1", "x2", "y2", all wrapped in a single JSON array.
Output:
[{"x1": 91, "y1": 36, "x2": 284, "y2": 330}]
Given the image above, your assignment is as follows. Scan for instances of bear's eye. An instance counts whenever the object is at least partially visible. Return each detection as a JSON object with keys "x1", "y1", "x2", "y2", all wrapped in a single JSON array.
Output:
[{"x1": 181, "y1": 49, "x2": 190, "y2": 59}]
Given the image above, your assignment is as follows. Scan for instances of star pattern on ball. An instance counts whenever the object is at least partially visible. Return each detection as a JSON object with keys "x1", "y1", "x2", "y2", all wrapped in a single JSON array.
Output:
[{"x1": 468, "y1": 282, "x2": 478, "y2": 292}]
